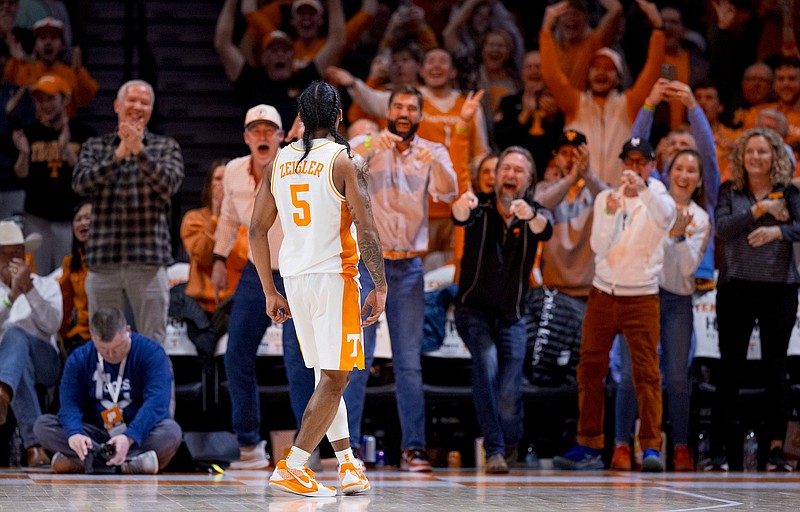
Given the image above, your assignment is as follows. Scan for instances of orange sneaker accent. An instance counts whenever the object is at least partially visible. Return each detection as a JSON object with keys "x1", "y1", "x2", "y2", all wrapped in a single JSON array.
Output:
[
  {"x1": 673, "y1": 446, "x2": 695, "y2": 472},
  {"x1": 339, "y1": 461, "x2": 370, "y2": 494},
  {"x1": 400, "y1": 449, "x2": 432, "y2": 472},
  {"x1": 610, "y1": 445, "x2": 632, "y2": 471},
  {"x1": 269, "y1": 459, "x2": 336, "y2": 497}
]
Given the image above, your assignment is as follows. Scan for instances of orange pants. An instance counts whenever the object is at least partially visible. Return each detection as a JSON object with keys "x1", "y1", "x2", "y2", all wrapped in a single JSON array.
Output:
[{"x1": 577, "y1": 288, "x2": 662, "y2": 452}]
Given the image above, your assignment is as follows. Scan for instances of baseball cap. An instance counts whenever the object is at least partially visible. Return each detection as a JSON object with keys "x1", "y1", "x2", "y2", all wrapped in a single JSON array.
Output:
[
  {"x1": 261, "y1": 30, "x2": 293, "y2": 51},
  {"x1": 592, "y1": 47, "x2": 623, "y2": 77},
  {"x1": 30, "y1": 74, "x2": 71, "y2": 96},
  {"x1": 244, "y1": 104, "x2": 282, "y2": 130},
  {"x1": 292, "y1": 0, "x2": 323, "y2": 15},
  {"x1": 619, "y1": 137, "x2": 655, "y2": 160},
  {"x1": 32, "y1": 17, "x2": 65, "y2": 38},
  {"x1": 555, "y1": 130, "x2": 588, "y2": 151},
  {"x1": 0, "y1": 220, "x2": 42, "y2": 253}
]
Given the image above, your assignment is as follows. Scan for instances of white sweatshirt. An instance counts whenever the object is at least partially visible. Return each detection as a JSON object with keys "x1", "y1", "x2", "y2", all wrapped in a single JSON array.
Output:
[
  {"x1": 659, "y1": 201, "x2": 711, "y2": 296},
  {"x1": 591, "y1": 178, "x2": 676, "y2": 296}
]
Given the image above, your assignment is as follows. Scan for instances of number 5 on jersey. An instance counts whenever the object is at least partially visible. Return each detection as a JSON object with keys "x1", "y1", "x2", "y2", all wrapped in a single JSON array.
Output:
[{"x1": 290, "y1": 183, "x2": 311, "y2": 226}]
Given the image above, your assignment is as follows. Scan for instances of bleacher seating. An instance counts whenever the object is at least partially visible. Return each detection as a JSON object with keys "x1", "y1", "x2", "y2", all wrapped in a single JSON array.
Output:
[{"x1": 82, "y1": 0, "x2": 244, "y2": 214}]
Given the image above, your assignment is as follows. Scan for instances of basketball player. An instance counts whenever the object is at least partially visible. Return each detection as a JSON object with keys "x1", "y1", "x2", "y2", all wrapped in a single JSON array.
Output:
[{"x1": 249, "y1": 80, "x2": 387, "y2": 497}]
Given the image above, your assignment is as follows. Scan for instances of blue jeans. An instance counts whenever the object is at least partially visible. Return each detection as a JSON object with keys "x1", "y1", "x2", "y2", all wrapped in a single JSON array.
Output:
[
  {"x1": 225, "y1": 263, "x2": 311, "y2": 446},
  {"x1": 342, "y1": 261, "x2": 377, "y2": 449},
  {"x1": 614, "y1": 288, "x2": 693, "y2": 445},
  {"x1": 351, "y1": 257, "x2": 426, "y2": 451},
  {"x1": 0, "y1": 327, "x2": 61, "y2": 447},
  {"x1": 454, "y1": 306, "x2": 526, "y2": 457}
]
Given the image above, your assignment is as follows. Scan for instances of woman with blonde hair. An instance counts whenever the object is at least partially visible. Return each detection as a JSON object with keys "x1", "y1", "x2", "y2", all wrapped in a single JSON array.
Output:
[{"x1": 708, "y1": 128, "x2": 800, "y2": 472}]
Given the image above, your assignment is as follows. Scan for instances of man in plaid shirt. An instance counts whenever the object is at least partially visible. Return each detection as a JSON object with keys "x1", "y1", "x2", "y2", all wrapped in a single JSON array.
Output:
[{"x1": 72, "y1": 80, "x2": 183, "y2": 344}]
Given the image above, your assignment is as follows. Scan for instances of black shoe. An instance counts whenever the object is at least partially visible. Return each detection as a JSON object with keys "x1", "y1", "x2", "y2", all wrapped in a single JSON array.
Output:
[
  {"x1": 766, "y1": 447, "x2": 793, "y2": 472},
  {"x1": 704, "y1": 456, "x2": 729, "y2": 472}
]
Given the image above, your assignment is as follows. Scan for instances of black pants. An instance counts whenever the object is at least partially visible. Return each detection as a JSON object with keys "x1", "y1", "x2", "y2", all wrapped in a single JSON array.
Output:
[{"x1": 711, "y1": 279, "x2": 798, "y2": 455}]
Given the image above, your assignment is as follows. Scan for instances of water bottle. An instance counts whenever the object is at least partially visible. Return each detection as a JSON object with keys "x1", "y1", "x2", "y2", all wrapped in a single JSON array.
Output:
[
  {"x1": 743, "y1": 430, "x2": 758, "y2": 472},
  {"x1": 9, "y1": 426, "x2": 22, "y2": 467},
  {"x1": 525, "y1": 443, "x2": 539, "y2": 468},
  {"x1": 361, "y1": 435, "x2": 376, "y2": 465}
]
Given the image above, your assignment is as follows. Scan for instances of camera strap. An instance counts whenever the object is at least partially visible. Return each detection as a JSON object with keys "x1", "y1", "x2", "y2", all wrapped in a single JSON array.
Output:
[
  {"x1": 97, "y1": 352, "x2": 128, "y2": 405},
  {"x1": 97, "y1": 353, "x2": 128, "y2": 436}
]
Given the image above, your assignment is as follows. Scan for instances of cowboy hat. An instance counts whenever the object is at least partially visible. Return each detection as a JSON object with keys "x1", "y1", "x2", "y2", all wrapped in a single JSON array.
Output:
[{"x1": 0, "y1": 221, "x2": 42, "y2": 253}]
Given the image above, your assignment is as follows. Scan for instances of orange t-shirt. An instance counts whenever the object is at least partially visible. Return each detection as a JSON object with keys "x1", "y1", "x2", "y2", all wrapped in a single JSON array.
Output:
[
  {"x1": 180, "y1": 208, "x2": 249, "y2": 313},
  {"x1": 58, "y1": 252, "x2": 89, "y2": 341}
]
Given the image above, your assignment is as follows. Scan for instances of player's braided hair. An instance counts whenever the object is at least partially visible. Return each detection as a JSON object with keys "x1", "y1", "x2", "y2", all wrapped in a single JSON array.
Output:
[{"x1": 296, "y1": 80, "x2": 352, "y2": 164}]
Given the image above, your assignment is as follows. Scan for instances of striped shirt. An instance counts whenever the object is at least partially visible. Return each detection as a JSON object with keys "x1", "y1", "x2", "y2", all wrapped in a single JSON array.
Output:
[
  {"x1": 716, "y1": 182, "x2": 800, "y2": 284},
  {"x1": 72, "y1": 130, "x2": 184, "y2": 267}
]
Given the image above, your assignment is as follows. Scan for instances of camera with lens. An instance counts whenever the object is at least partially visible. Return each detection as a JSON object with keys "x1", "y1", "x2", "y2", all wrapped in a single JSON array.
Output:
[{"x1": 84, "y1": 442, "x2": 117, "y2": 474}]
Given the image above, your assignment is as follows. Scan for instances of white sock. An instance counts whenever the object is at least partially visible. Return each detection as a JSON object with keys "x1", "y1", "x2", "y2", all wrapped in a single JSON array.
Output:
[
  {"x1": 286, "y1": 446, "x2": 311, "y2": 469},
  {"x1": 335, "y1": 447, "x2": 359, "y2": 467}
]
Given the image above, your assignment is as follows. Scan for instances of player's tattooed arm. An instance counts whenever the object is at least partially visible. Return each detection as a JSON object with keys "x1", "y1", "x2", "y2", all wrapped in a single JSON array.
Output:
[
  {"x1": 359, "y1": 235, "x2": 386, "y2": 289},
  {"x1": 346, "y1": 155, "x2": 386, "y2": 290},
  {"x1": 347, "y1": 154, "x2": 373, "y2": 225},
  {"x1": 337, "y1": 152, "x2": 387, "y2": 325}
]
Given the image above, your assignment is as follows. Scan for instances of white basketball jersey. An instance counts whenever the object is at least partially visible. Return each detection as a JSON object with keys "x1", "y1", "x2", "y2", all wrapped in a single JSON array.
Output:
[{"x1": 271, "y1": 138, "x2": 359, "y2": 278}]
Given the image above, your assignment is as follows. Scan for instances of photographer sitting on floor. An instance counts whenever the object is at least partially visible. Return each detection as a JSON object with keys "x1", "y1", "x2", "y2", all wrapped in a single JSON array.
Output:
[{"x1": 34, "y1": 307, "x2": 182, "y2": 474}]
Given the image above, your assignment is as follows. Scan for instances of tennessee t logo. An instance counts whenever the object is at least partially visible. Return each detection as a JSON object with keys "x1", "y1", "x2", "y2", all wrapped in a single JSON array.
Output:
[{"x1": 347, "y1": 334, "x2": 361, "y2": 357}]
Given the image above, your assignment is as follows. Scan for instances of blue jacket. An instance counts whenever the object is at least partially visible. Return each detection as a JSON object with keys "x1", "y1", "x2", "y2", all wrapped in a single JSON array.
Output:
[
  {"x1": 58, "y1": 332, "x2": 173, "y2": 445},
  {"x1": 631, "y1": 104, "x2": 720, "y2": 217}
]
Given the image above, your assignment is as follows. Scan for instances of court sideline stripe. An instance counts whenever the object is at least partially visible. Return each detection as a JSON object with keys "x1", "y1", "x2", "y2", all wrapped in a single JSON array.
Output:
[{"x1": 657, "y1": 486, "x2": 743, "y2": 512}]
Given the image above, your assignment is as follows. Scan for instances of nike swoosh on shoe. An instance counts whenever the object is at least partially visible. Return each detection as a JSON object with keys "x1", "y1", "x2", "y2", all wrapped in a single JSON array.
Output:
[{"x1": 291, "y1": 469, "x2": 315, "y2": 489}]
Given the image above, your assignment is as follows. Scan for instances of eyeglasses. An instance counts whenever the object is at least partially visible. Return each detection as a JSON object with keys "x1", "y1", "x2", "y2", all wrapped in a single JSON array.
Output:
[
  {"x1": 623, "y1": 157, "x2": 651, "y2": 167},
  {"x1": 247, "y1": 125, "x2": 277, "y2": 137}
]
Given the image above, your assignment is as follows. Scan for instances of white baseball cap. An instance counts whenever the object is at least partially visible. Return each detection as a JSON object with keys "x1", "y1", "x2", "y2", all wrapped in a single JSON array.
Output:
[
  {"x1": 244, "y1": 104, "x2": 283, "y2": 130},
  {"x1": 592, "y1": 47, "x2": 623, "y2": 77},
  {"x1": 292, "y1": 0, "x2": 323, "y2": 15}
]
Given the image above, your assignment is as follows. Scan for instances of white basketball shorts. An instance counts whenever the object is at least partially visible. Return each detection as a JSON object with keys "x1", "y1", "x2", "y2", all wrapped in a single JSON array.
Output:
[{"x1": 284, "y1": 273, "x2": 365, "y2": 371}]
